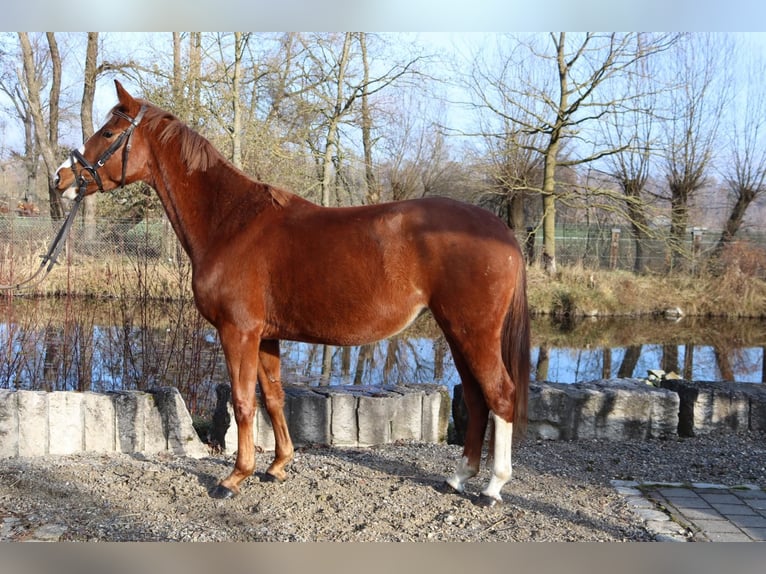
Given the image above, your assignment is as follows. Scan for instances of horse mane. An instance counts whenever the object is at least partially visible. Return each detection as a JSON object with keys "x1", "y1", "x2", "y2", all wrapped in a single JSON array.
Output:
[{"x1": 120, "y1": 101, "x2": 290, "y2": 207}]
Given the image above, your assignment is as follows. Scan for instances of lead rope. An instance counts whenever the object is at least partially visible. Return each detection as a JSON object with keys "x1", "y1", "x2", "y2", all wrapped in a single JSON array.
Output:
[{"x1": 0, "y1": 182, "x2": 87, "y2": 292}]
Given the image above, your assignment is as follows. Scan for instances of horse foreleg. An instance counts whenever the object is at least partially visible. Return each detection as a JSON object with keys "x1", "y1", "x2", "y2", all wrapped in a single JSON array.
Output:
[
  {"x1": 257, "y1": 339, "x2": 294, "y2": 482},
  {"x1": 210, "y1": 327, "x2": 261, "y2": 499}
]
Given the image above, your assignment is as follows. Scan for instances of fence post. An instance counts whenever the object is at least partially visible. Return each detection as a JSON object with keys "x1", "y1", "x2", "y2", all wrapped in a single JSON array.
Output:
[
  {"x1": 610, "y1": 228, "x2": 621, "y2": 269},
  {"x1": 691, "y1": 227, "x2": 703, "y2": 275},
  {"x1": 525, "y1": 226, "x2": 535, "y2": 263}
]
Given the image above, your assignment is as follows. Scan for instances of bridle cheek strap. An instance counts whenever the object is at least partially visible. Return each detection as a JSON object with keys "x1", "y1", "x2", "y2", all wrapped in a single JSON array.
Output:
[{"x1": 70, "y1": 104, "x2": 148, "y2": 192}]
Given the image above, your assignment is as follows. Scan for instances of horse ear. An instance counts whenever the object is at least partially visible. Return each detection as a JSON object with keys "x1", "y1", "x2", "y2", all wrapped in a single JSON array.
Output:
[{"x1": 114, "y1": 79, "x2": 136, "y2": 107}]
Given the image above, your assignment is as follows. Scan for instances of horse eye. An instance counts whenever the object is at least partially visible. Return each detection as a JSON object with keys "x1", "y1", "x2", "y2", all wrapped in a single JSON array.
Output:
[{"x1": 103, "y1": 130, "x2": 114, "y2": 138}]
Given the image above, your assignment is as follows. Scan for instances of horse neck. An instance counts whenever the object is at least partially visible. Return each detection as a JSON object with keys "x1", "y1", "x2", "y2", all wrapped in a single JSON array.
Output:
[{"x1": 146, "y1": 145, "x2": 269, "y2": 264}]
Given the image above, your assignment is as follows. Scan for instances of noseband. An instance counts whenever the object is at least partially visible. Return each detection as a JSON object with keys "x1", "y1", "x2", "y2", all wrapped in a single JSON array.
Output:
[{"x1": 69, "y1": 104, "x2": 148, "y2": 192}]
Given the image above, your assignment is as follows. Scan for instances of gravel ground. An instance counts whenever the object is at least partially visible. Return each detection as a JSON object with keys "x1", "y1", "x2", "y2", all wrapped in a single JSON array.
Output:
[{"x1": 1, "y1": 433, "x2": 765, "y2": 542}]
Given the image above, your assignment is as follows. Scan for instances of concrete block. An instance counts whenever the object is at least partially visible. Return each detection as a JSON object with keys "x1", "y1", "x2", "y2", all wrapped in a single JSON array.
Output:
[
  {"x1": 357, "y1": 390, "x2": 397, "y2": 447},
  {"x1": 422, "y1": 386, "x2": 449, "y2": 443},
  {"x1": 585, "y1": 379, "x2": 679, "y2": 440},
  {"x1": 111, "y1": 390, "x2": 165, "y2": 454},
  {"x1": 329, "y1": 391, "x2": 359, "y2": 447},
  {"x1": 18, "y1": 391, "x2": 48, "y2": 456},
  {"x1": 694, "y1": 384, "x2": 749, "y2": 434},
  {"x1": 0, "y1": 390, "x2": 19, "y2": 458},
  {"x1": 255, "y1": 402, "x2": 277, "y2": 452},
  {"x1": 149, "y1": 387, "x2": 208, "y2": 458},
  {"x1": 82, "y1": 392, "x2": 115, "y2": 453},
  {"x1": 111, "y1": 391, "x2": 143, "y2": 453},
  {"x1": 746, "y1": 383, "x2": 766, "y2": 432},
  {"x1": 223, "y1": 402, "x2": 238, "y2": 454},
  {"x1": 528, "y1": 383, "x2": 574, "y2": 440},
  {"x1": 661, "y1": 380, "x2": 757, "y2": 436},
  {"x1": 390, "y1": 388, "x2": 423, "y2": 442},
  {"x1": 285, "y1": 386, "x2": 330, "y2": 447},
  {"x1": 529, "y1": 380, "x2": 678, "y2": 441},
  {"x1": 48, "y1": 391, "x2": 83, "y2": 455}
]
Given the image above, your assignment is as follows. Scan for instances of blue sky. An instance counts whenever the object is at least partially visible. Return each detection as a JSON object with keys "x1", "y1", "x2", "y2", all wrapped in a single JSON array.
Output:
[{"x1": 5, "y1": 1, "x2": 766, "y2": 32}]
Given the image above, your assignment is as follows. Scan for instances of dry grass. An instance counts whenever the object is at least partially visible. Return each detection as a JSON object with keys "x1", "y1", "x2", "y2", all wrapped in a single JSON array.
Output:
[
  {"x1": 526, "y1": 263, "x2": 766, "y2": 319},
  {"x1": 3, "y1": 252, "x2": 765, "y2": 319}
]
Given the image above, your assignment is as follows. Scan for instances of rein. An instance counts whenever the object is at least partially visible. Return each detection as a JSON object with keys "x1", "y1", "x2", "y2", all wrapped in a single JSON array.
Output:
[{"x1": 0, "y1": 105, "x2": 147, "y2": 293}]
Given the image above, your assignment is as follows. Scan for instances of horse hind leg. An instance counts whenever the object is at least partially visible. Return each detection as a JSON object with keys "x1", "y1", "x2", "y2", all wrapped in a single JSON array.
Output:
[
  {"x1": 480, "y1": 412, "x2": 513, "y2": 507},
  {"x1": 257, "y1": 339, "x2": 294, "y2": 482},
  {"x1": 445, "y1": 352, "x2": 489, "y2": 494},
  {"x1": 444, "y1": 337, "x2": 515, "y2": 506}
]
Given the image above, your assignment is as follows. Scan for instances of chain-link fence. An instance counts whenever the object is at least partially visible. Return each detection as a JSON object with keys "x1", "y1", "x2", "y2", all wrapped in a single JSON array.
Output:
[
  {"x1": 2, "y1": 215, "x2": 766, "y2": 297},
  {"x1": 524, "y1": 223, "x2": 766, "y2": 277},
  {"x1": 0, "y1": 214, "x2": 191, "y2": 298}
]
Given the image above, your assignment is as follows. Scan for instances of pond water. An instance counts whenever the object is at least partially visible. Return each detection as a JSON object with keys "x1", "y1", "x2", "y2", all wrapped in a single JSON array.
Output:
[{"x1": 1, "y1": 297, "x2": 764, "y2": 417}]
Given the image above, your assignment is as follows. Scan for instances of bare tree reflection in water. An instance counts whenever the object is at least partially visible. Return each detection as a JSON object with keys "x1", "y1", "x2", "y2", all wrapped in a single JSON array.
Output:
[{"x1": 1, "y1": 298, "x2": 765, "y2": 419}]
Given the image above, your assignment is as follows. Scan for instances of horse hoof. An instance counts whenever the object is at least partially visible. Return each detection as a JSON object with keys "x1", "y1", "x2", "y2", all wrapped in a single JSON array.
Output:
[
  {"x1": 437, "y1": 481, "x2": 462, "y2": 495},
  {"x1": 477, "y1": 494, "x2": 502, "y2": 508},
  {"x1": 209, "y1": 484, "x2": 237, "y2": 499},
  {"x1": 262, "y1": 471, "x2": 285, "y2": 483}
]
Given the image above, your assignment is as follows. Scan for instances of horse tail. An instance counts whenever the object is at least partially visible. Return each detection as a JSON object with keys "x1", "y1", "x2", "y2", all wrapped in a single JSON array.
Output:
[{"x1": 502, "y1": 254, "x2": 531, "y2": 439}]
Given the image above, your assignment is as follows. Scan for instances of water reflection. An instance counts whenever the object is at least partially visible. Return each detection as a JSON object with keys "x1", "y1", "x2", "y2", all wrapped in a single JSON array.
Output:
[{"x1": 1, "y1": 298, "x2": 764, "y2": 417}]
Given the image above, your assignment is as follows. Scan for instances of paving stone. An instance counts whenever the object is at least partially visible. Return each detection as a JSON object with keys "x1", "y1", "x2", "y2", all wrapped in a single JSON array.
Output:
[
  {"x1": 730, "y1": 515, "x2": 766, "y2": 529},
  {"x1": 671, "y1": 507, "x2": 722, "y2": 521},
  {"x1": 705, "y1": 531, "x2": 752, "y2": 542},
  {"x1": 740, "y1": 527, "x2": 766, "y2": 541},
  {"x1": 693, "y1": 519, "x2": 743, "y2": 534},
  {"x1": 669, "y1": 497, "x2": 713, "y2": 509},
  {"x1": 710, "y1": 503, "x2": 758, "y2": 516},
  {"x1": 698, "y1": 493, "x2": 742, "y2": 505},
  {"x1": 658, "y1": 487, "x2": 699, "y2": 499}
]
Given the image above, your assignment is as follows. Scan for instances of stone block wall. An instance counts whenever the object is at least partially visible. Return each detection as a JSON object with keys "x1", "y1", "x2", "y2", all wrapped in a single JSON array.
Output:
[
  {"x1": 0, "y1": 388, "x2": 208, "y2": 459},
  {"x1": 220, "y1": 384, "x2": 451, "y2": 453},
  {"x1": 528, "y1": 379, "x2": 679, "y2": 441},
  {"x1": 2, "y1": 378, "x2": 764, "y2": 460},
  {"x1": 658, "y1": 380, "x2": 766, "y2": 437}
]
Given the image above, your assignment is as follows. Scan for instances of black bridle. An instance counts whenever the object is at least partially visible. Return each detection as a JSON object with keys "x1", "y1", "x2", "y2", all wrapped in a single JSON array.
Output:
[
  {"x1": 69, "y1": 104, "x2": 148, "y2": 192},
  {"x1": 0, "y1": 105, "x2": 148, "y2": 292}
]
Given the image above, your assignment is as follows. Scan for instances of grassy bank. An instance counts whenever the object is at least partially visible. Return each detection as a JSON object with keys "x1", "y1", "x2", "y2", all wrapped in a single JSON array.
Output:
[
  {"x1": 3, "y1": 255, "x2": 765, "y2": 319},
  {"x1": 527, "y1": 265, "x2": 766, "y2": 319}
]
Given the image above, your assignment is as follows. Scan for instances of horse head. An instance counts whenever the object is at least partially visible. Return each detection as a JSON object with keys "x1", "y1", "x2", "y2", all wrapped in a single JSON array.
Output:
[{"x1": 55, "y1": 80, "x2": 150, "y2": 200}]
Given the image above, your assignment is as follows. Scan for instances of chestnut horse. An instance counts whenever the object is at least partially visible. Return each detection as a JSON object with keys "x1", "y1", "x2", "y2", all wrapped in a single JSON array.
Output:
[{"x1": 55, "y1": 81, "x2": 530, "y2": 506}]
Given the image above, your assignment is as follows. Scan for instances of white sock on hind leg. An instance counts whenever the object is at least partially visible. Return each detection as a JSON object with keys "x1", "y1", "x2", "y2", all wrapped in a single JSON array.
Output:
[{"x1": 481, "y1": 413, "x2": 512, "y2": 502}]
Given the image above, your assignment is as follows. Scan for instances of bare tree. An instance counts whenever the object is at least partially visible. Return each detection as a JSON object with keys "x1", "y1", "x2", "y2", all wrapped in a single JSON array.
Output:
[
  {"x1": 467, "y1": 33, "x2": 676, "y2": 274},
  {"x1": 0, "y1": 34, "x2": 40, "y2": 203},
  {"x1": 359, "y1": 32, "x2": 379, "y2": 204},
  {"x1": 601, "y1": 33, "x2": 669, "y2": 274},
  {"x1": 80, "y1": 32, "x2": 99, "y2": 238},
  {"x1": 714, "y1": 46, "x2": 766, "y2": 256},
  {"x1": 466, "y1": 47, "x2": 546, "y2": 234},
  {"x1": 296, "y1": 33, "x2": 422, "y2": 207},
  {"x1": 18, "y1": 32, "x2": 63, "y2": 219},
  {"x1": 659, "y1": 33, "x2": 732, "y2": 270}
]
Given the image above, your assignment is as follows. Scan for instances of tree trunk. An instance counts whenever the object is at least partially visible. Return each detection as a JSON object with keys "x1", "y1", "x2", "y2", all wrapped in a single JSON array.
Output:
[
  {"x1": 231, "y1": 32, "x2": 243, "y2": 169},
  {"x1": 668, "y1": 181, "x2": 690, "y2": 271},
  {"x1": 359, "y1": 33, "x2": 379, "y2": 205},
  {"x1": 18, "y1": 32, "x2": 63, "y2": 219},
  {"x1": 320, "y1": 34, "x2": 352, "y2": 208},
  {"x1": 714, "y1": 186, "x2": 756, "y2": 255},
  {"x1": 622, "y1": 178, "x2": 651, "y2": 274},
  {"x1": 81, "y1": 32, "x2": 99, "y2": 244}
]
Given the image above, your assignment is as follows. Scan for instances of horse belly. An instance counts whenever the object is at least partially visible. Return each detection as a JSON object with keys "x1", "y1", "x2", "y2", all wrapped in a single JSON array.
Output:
[{"x1": 269, "y1": 289, "x2": 427, "y2": 347}]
